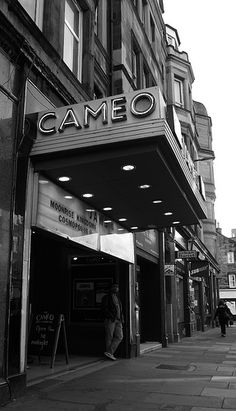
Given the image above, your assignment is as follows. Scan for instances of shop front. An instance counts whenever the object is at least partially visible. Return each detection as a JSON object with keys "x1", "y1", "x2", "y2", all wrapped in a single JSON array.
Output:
[
  {"x1": 190, "y1": 261, "x2": 217, "y2": 330},
  {"x1": 220, "y1": 289, "x2": 236, "y2": 319},
  {"x1": 27, "y1": 176, "x2": 135, "y2": 364},
  {"x1": 8, "y1": 85, "x2": 209, "y2": 392}
]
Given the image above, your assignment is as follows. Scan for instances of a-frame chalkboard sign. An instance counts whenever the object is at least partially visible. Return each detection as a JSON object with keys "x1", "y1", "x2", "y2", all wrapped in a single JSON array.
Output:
[{"x1": 28, "y1": 311, "x2": 69, "y2": 368}]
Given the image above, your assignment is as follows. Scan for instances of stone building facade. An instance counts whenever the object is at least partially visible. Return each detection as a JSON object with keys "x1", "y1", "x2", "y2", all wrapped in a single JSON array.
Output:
[
  {"x1": 0, "y1": 0, "x2": 218, "y2": 403},
  {"x1": 216, "y1": 228, "x2": 236, "y2": 314}
]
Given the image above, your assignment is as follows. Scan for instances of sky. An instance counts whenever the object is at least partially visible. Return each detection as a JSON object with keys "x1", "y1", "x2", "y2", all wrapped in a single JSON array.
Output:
[{"x1": 163, "y1": 0, "x2": 235, "y2": 237}]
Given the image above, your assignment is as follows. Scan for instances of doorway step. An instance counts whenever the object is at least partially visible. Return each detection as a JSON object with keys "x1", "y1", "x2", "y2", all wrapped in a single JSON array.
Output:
[
  {"x1": 140, "y1": 342, "x2": 162, "y2": 354},
  {"x1": 27, "y1": 355, "x2": 111, "y2": 387}
]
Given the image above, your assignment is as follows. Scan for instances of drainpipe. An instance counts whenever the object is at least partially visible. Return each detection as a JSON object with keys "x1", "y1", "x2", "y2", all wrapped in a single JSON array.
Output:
[
  {"x1": 159, "y1": 229, "x2": 168, "y2": 347},
  {"x1": 108, "y1": 0, "x2": 114, "y2": 95},
  {"x1": 209, "y1": 268, "x2": 215, "y2": 327},
  {"x1": 184, "y1": 261, "x2": 192, "y2": 337},
  {"x1": 198, "y1": 280, "x2": 205, "y2": 331}
]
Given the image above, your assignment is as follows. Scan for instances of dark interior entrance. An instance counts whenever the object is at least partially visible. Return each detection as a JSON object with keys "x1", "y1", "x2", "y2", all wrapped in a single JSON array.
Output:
[
  {"x1": 137, "y1": 256, "x2": 161, "y2": 343},
  {"x1": 28, "y1": 228, "x2": 130, "y2": 358}
]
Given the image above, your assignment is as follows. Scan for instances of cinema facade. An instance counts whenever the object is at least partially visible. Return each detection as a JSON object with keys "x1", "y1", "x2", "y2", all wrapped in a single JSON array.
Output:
[
  {"x1": 7, "y1": 83, "x2": 207, "y2": 390},
  {"x1": 1, "y1": 51, "x2": 218, "y2": 408},
  {"x1": 0, "y1": 0, "x2": 219, "y2": 404}
]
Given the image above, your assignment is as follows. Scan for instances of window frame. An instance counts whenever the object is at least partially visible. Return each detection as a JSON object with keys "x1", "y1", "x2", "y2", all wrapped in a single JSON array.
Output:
[
  {"x1": 174, "y1": 77, "x2": 184, "y2": 107},
  {"x1": 18, "y1": 0, "x2": 44, "y2": 30},
  {"x1": 142, "y1": 62, "x2": 150, "y2": 88},
  {"x1": 132, "y1": 49, "x2": 138, "y2": 85},
  {"x1": 167, "y1": 34, "x2": 177, "y2": 48},
  {"x1": 150, "y1": 14, "x2": 155, "y2": 44},
  {"x1": 63, "y1": 0, "x2": 83, "y2": 81},
  {"x1": 229, "y1": 273, "x2": 236, "y2": 288},
  {"x1": 141, "y1": 0, "x2": 147, "y2": 26},
  {"x1": 227, "y1": 251, "x2": 235, "y2": 264},
  {"x1": 94, "y1": 0, "x2": 108, "y2": 50}
]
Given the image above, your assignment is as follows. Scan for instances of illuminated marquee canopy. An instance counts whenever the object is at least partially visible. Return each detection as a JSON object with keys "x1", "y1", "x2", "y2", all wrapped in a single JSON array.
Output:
[{"x1": 30, "y1": 87, "x2": 207, "y2": 232}]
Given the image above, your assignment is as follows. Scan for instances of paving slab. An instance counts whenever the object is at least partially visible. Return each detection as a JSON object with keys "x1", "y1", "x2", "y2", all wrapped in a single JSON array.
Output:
[
  {"x1": 212, "y1": 376, "x2": 236, "y2": 382},
  {"x1": 202, "y1": 387, "x2": 236, "y2": 398},
  {"x1": 145, "y1": 392, "x2": 223, "y2": 407},
  {"x1": 190, "y1": 362, "x2": 217, "y2": 371},
  {"x1": 205, "y1": 381, "x2": 229, "y2": 388},
  {"x1": 3, "y1": 326, "x2": 236, "y2": 411},
  {"x1": 216, "y1": 366, "x2": 235, "y2": 373},
  {"x1": 191, "y1": 408, "x2": 232, "y2": 411},
  {"x1": 223, "y1": 397, "x2": 236, "y2": 409},
  {"x1": 223, "y1": 361, "x2": 236, "y2": 364}
]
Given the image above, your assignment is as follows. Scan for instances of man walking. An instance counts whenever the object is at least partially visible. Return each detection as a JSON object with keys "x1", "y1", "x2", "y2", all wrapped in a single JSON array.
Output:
[
  {"x1": 214, "y1": 299, "x2": 232, "y2": 337},
  {"x1": 101, "y1": 283, "x2": 124, "y2": 361}
]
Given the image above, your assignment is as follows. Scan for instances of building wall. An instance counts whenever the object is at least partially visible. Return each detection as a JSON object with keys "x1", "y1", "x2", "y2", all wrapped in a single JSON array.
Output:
[
  {"x1": 194, "y1": 102, "x2": 217, "y2": 259},
  {"x1": 112, "y1": 0, "x2": 166, "y2": 95},
  {"x1": 0, "y1": 50, "x2": 20, "y2": 385},
  {"x1": 216, "y1": 229, "x2": 236, "y2": 289},
  {"x1": 0, "y1": 0, "x2": 219, "y2": 403}
]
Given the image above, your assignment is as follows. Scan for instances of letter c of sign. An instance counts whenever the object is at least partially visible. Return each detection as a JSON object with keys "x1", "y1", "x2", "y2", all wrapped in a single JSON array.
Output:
[
  {"x1": 130, "y1": 92, "x2": 155, "y2": 117},
  {"x1": 38, "y1": 112, "x2": 57, "y2": 134}
]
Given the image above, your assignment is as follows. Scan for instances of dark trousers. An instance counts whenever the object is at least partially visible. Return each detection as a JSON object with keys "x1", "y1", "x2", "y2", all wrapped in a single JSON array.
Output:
[
  {"x1": 220, "y1": 321, "x2": 226, "y2": 335},
  {"x1": 104, "y1": 319, "x2": 123, "y2": 355}
]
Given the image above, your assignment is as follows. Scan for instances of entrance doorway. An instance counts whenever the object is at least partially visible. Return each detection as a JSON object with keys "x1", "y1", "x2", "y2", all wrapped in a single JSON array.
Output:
[
  {"x1": 137, "y1": 256, "x2": 161, "y2": 344},
  {"x1": 27, "y1": 228, "x2": 130, "y2": 369}
]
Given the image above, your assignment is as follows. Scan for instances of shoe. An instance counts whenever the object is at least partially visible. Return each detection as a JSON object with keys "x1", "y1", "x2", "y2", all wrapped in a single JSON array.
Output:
[
  {"x1": 221, "y1": 334, "x2": 226, "y2": 337},
  {"x1": 104, "y1": 352, "x2": 116, "y2": 361}
]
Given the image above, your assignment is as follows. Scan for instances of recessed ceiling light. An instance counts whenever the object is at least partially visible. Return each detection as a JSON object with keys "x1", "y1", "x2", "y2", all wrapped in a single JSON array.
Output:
[
  {"x1": 118, "y1": 228, "x2": 125, "y2": 231},
  {"x1": 119, "y1": 218, "x2": 127, "y2": 222},
  {"x1": 131, "y1": 226, "x2": 138, "y2": 230},
  {"x1": 39, "y1": 179, "x2": 49, "y2": 184},
  {"x1": 139, "y1": 184, "x2": 151, "y2": 189},
  {"x1": 153, "y1": 200, "x2": 162, "y2": 204},
  {"x1": 122, "y1": 164, "x2": 135, "y2": 171},
  {"x1": 86, "y1": 208, "x2": 95, "y2": 212},
  {"x1": 58, "y1": 176, "x2": 71, "y2": 182},
  {"x1": 164, "y1": 212, "x2": 173, "y2": 216},
  {"x1": 104, "y1": 220, "x2": 112, "y2": 223},
  {"x1": 82, "y1": 193, "x2": 94, "y2": 198},
  {"x1": 73, "y1": 257, "x2": 78, "y2": 261},
  {"x1": 64, "y1": 195, "x2": 73, "y2": 199},
  {"x1": 103, "y1": 207, "x2": 112, "y2": 211},
  {"x1": 172, "y1": 221, "x2": 180, "y2": 225}
]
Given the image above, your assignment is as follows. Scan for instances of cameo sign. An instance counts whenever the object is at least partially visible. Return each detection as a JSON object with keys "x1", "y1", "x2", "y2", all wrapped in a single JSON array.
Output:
[
  {"x1": 38, "y1": 91, "x2": 156, "y2": 135},
  {"x1": 32, "y1": 86, "x2": 165, "y2": 155}
]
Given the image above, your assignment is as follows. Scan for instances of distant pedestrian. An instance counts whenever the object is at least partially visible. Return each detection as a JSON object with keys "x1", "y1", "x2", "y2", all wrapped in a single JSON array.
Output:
[
  {"x1": 214, "y1": 300, "x2": 232, "y2": 337},
  {"x1": 101, "y1": 283, "x2": 124, "y2": 361}
]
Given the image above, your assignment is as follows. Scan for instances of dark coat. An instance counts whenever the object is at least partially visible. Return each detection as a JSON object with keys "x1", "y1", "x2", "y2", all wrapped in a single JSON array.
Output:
[
  {"x1": 101, "y1": 293, "x2": 124, "y2": 323},
  {"x1": 214, "y1": 303, "x2": 232, "y2": 324}
]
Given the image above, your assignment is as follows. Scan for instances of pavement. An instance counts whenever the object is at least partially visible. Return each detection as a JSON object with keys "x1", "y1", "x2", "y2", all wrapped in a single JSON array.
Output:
[{"x1": 3, "y1": 324, "x2": 236, "y2": 410}]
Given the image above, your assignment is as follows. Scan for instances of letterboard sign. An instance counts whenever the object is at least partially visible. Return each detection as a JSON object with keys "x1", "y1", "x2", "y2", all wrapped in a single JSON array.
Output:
[{"x1": 28, "y1": 311, "x2": 57, "y2": 356}]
